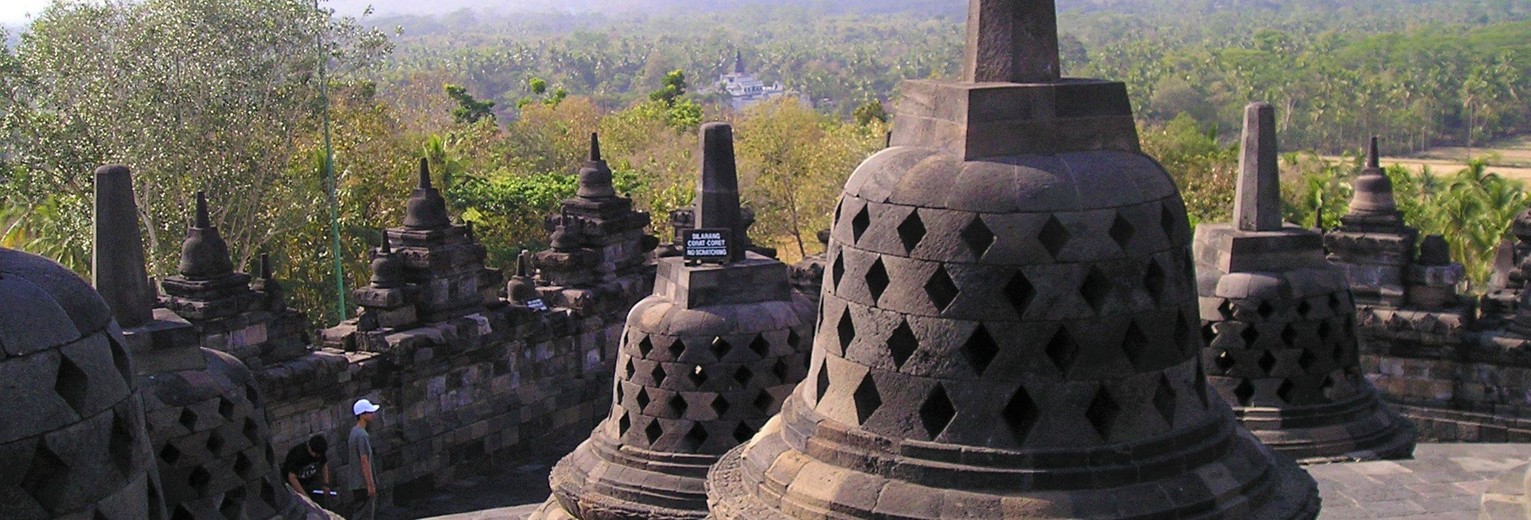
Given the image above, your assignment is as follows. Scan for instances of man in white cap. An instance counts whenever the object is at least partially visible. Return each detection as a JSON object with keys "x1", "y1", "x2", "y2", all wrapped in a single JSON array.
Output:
[{"x1": 348, "y1": 399, "x2": 381, "y2": 520}]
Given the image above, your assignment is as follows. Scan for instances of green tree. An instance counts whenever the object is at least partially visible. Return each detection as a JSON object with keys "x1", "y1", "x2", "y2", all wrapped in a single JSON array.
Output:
[{"x1": 445, "y1": 83, "x2": 495, "y2": 124}]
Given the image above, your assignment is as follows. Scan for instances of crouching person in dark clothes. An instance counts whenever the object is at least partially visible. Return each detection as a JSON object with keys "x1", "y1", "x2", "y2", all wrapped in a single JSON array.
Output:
[
  {"x1": 347, "y1": 399, "x2": 381, "y2": 520},
  {"x1": 283, "y1": 435, "x2": 334, "y2": 506}
]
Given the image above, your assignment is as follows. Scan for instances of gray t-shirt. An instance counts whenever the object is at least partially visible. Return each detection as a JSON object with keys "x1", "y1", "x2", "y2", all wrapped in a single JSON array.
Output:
[{"x1": 348, "y1": 425, "x2": 374, "y2": 491}]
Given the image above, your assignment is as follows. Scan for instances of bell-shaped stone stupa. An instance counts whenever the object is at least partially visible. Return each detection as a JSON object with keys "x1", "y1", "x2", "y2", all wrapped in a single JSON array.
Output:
[
  {"x1": 706, "y1": 1, "x2": 1320, "y2": 518},
  {"x1": 1194, "y1": 103, "x2": 1416, "y2": 463},
  {"x1": 534, "y1": 123, "x2": 814, "y2": 519}
]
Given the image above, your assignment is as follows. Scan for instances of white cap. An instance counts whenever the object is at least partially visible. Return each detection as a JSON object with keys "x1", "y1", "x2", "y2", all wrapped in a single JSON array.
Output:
[{"x1": 353, "y1": 399, "x2": 380, "y2": 416}]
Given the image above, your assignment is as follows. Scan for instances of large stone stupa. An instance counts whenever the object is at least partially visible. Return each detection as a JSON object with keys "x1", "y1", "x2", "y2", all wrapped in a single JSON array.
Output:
[
  {"x1": 534, "y1": 123, "x2": 814, "y2": 519},
  {"x1": 705, "y1": 0, "x2": 1320, "y2": 518},
  {"x1": 1194, "y1": 103, "x2": 1416, "y2": 463}
]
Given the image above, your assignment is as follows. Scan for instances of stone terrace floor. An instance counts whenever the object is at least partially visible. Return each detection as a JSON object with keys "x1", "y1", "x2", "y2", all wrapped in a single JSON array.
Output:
[{"x1": 408, "y1": 443, "x2": 1531, "y2": 520}]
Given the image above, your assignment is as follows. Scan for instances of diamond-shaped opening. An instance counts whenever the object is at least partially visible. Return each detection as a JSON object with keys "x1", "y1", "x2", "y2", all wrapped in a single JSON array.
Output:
[
  {"x1": 962, "y1": 324, "x2": 1000, "y2": 376},
  {"x1": 234, "y1": 452, "x2": 253, "y2": 480},
  {"x1": 734, "y1": 366, "x2": 753, "y2": 387},
  {"x1": 832, "y1": 253, "x2": 846, "y2": 292},
  {"x1": 1160, "y1": 203, "x2": 1179, "y2": 242},
  {"x1": 624, "y1": 358, "x2": 636, "y2": 378},
  {"x1": 178, "y1": 408, "x2": 198, "y2": 432},
  {"x1": 219, "y1": 487, "x2": 246, "y2": 520},
  {"x1": 615, "y1": 383, "x2": 624, "y2": 403},
  {"x1": 865, "y1": 257, "x2": 890, "y2": 303},
  {"x1": 1216, "y1": 300, "x2": 1234, "y2": 320},
  {"x1": 1233, "y1": 379, "x2": 1256, "y2": 406},
  {"x1": 109, "y1": 337, "x2": 133, "y2": 384},
  {"x1": 1258, "y1": 351, "x2": 1278, "y2": 375},
  {"x1": 1085, "y1": 387, "x2": 1122, "y2": 441},
  {"x1": 147, "y1": 478, "x2": 165, "y2": 520},
  {"x1": 1038, "y1": 215, "x2": 1070, "y2": 259},
  {"x1": 1154, "y1": 375, "x2": 1177, "y2": 427},
  {"x1": 1276, "y1": 379, "x2": 1298, "y2": 404},
  {"x1": 638, "y1": 336, "x2": 654, "y2": 357},
  {"x1": 1003, "y1": 270, "x2": 1035, "y2": 319},
  {"x1": 918, "y1": 384, "x2": 957, "y2": 440},
  {"x1": 188, "y1": 466, "x2": 212, "y2": 495},
  {"x1": 684, "y1": 422, "x2": 709, "y2": 449},
  {"x1": 852, "y1": 373, "x2": 882, "y2": 425},
  {"x1": 21, "y1": 440, "x2": 69, "y2": 512},
  {"x1": 160, "y1": 443, "x2": 182, "y2": 466},
  {"x1": 711, "y1": 395, "x2": 730, "y2": 417},
  {"x1": 1003, "y1": 385, "x2": 1040, "y2": 445},
  {"x1": 1213, "y1": 351, "x2": 1236, "y2": 374},
  {"x1": 1328, "y1": 293, "x2": 1343, "y2": 312},
  {"x1": 109, "y1": 411, "x2": 136, "y2": 475},
  {"x1": 1296, "y1": 300, "x2": 1312, "y2": 317},
  {"x1": 834, "y1": 197, "x2": 844, "y2": 223},
  {"x1": 688, "y1": 366, "x2": 707, "y2": 388},
  {"x1": 710, "y1": 337, "x2": 733, "y2": 361},
  {"x1": 753, "y1": 390, "x2": 775, "y2": 413},
  {"x1": 787, "y1": 329, "x2": 802, "y2": 349},
  {"x1": 55, "y1": 354, "x2": 90, "y2": 416},
  {"x1": 1298, "y1": 349, "x2": 1319, "y2": 372},
  {"x1": 1321, "y1": 374, "x2": 1342, "y2": 401},
  {"x1": 1143, "y1": 261, "x2": 1167, "y2": 303},
  {"x1": 244, "y1": 383, "x2": 261, "y2": 408},
  {"x1": 733, "y1": 422, "x2": 756, "y2": 443},
  {"x1": 749, "y1": 334, "x2": 771, "y2": 358},
  {"x1": 837, "y1": 310, "x2": 856, "y2": 354},
  {"x1": 618, "y1": 412, "x2": 631, "y2": 436},
  {"x1": 1316, "y1": 321, "x2": 1333, "y2": 341},
  {"x1": 668, "y1": 338, "x2": 686, "y2": 359},
  {"x1": 1045, "y1": 326, "x2": 1079, "y2": 377},
  {"x1": 243, "y1": 418, "x2": 260, "y2": 445},
  {"x1": 815, "y1": 362, "x2": 831, "y2": 405},
  {"x1": 1240, "y1": 324, "x2": 1260, "y2": 348},
  {"x1": 651, "y1": 364, "x2": 668, "y2": 386},
  {"x1": 1109, "y1": 213, "x2": 1136, "y2": 250},
  {"x1": 668, "y1": 394, "x2": 688, "y2": 416},
  {"x1": 887, "y1": 320, "x2": 919, "y2": 370},
  {"x1": 1079, "y1": 267, "x2": 1111, "y2": 314},
  {"x1": 260, "y1": 479, "x2": 278, "y2": 509},
  {"x1": 1201, "y1": 323, "x2": 1217, "y2": 344},
  {"x1": 897, "y1": 211, "x2": 926, "y2": 252},
  {"x1": 772, "y1": 358, "x2": 790, "y2": 382},
  {"x1": 635, "y1": 388, "x2": 651, "y2": 410},
  {"x1": 217, "y1": 397, "x2": 236, "y2": 420},
  {"x1": 1257, "y1": 301, "x2": 1275, "y2": 319},
  {"x1": 206, "y1": 431, "x2": 225, "y2": 456},
  {"x1": 961, "y1": 216, "x2": 996, "y2": 259},
  {"x1": 924, "y1": 265, "x2": 960, "y2": 312},
  {"x1": 851, "y1": 206, "x2": 871, "y2": 243},
  {"x1": 1280, "y1": 324, "x2": 1298, "y2": 346},
  {"x1": 644, "y1": 420, "x2": 664, "y2": 446},
  {"x1": 1121, "y1": 321, "x2": 1150, "y2": 370}
]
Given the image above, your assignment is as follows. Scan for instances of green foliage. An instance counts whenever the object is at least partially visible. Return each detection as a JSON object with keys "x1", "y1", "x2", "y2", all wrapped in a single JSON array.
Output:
[
  {"x1": 649, "y1": 69, "x2": 689, "y2": 105},
  {"x1": 445, "y1": 83, "x2": 496, "y2": 124},
  {"x1": 852, "y1": 100, "x2": 888, "y2": 126}
]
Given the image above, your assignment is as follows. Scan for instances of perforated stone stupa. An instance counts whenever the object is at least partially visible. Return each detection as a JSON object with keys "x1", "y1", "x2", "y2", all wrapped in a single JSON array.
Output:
[
  {"x1": 0, "y1": 243, "x2": 166, "y2": 520},
  {"x1": 1194, "y1": 104, "x2": 1416, "y2": 463},
  {"x1": 706, "y1": 1, "x2": 1319, "y2": 518},
  {"x1": 535, "y1": 123, "x2": 814, "y2": 520}
]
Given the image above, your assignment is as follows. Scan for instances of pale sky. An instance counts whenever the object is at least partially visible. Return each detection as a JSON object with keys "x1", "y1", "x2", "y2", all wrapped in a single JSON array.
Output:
[{"x1": 1, "y1": 0, "x2": 53, "y2": 26}]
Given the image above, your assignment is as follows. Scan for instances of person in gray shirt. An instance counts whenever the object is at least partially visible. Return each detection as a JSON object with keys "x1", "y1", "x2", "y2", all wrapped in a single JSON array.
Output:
[{"x1": 348, "y1": 399, "x2": 381, "y2": 520}]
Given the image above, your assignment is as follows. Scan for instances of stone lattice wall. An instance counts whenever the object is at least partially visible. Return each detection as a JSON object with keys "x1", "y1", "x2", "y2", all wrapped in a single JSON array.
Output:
[{"x1": 257, "y1": 294, "x2": 641, "y2": 494}]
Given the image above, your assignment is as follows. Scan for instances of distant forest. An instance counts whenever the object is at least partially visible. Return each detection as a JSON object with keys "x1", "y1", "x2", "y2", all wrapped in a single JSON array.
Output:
[{"x1": 3, "y1": 0, "x2": 1530, "y2": 326}]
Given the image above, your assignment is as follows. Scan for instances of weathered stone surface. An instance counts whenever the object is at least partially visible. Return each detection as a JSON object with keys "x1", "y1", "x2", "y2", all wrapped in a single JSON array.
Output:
[
  {"x1": 94, "y1": 164, "x2": 156, "y2": 328},
  {"x1": 1199, "y1": 111, "x2": 1415, "y2": 464},
  {"x1": 707, "y1": 4, "x2": 1317, "y2": 518},
  {"x1": 0, "y1": 246, "x2": 167, "y2": 520},
  {"x1": 539, "y1": 125, "x2": 814, "y2": 520}
]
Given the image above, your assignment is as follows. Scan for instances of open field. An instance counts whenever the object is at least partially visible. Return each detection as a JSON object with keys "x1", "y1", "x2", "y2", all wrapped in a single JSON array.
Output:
[{"x1": 1324, "y1": 135, "x2": 1531, "y2": 181}]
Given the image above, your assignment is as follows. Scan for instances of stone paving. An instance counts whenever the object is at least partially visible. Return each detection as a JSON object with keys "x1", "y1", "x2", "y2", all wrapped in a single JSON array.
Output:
[
  {"x1": 1308, "y1": 443, "x2": 1531, "y2": 519},
  {"x1": 411, "y1": 442, "x2": 1531, "y2": 520}
]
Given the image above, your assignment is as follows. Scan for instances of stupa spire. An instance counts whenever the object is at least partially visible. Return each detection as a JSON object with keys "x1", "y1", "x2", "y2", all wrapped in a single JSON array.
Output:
[
  {"x1": 404, "y1": 157, "x2": 452, "y2": 229},
  {"x1": 962, "y1": 0, "x2": 1061, "y2": 83},
  {"x1": 177, "y1": 191, "x2": 235, "y2": 279},
  {"x1": 577, "y1": 132, "x2": 617, "y2": 199},
  {"x1": 1234, "y1": 102, "x2": 1282, "y2": 232},
  {"x1": 695, "y1": 123, "x2": 743, "y2": 261}
]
